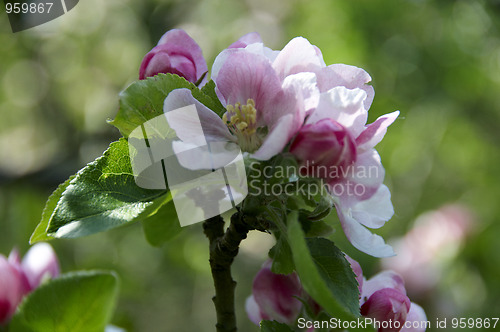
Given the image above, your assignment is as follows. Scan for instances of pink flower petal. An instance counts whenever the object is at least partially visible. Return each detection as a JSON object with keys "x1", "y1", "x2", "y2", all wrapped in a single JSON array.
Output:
[
  {"x1": 211, "y1": 48, "x2": 238, "y2": 89},
  {"x1": 157, "y1": 29, "x2": 208, "y2": 82},
  {"x1": 356, "y1": 111, "x2": 400, "y2": 153},
  {"x1": 273, "y1": 37, "x2": 325, "y2": 81},
  {"x1": 214, "y1": 50, "x2": 294, "y2": 128},
  {"x1": 361, "y1": 288, "x2": 411, "y2": 332},
  {"x1": 21, "y1": 243, "x2": 60, "y2": 290},
  {"x1": 317, "y1": 64, "x2": 375, "y2": 110},
  {"x1": 291, "y1": 119, "x2": 356, "y2": 179},
  {"x1": 0, "y1": 255, "x2": 24, "y2": 324},
  {"x1": 228, "y1": 32, "x2": 262, "y2": 48},
  {"x1": 140, "y1": 29, "x2": 207, "y2": 85},
  {"x1": 361, "y1": 271, "x2": 407, "y2": 303},
  {"x1": 7, "y1": 249, "x2": 30, "y2": 295}
]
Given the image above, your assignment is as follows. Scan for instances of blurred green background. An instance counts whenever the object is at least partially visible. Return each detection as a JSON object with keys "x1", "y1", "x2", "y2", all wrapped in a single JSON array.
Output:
[{"x1": 1, "y1": 0, "x2": 499, "y2": 331}]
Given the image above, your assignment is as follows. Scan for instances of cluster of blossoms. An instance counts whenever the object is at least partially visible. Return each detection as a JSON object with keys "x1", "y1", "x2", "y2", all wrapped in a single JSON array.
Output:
[
  {"x1": 0, "y1": 243, "x2": 59, "y2": 324},
  {"x1": 140, "y1": 29, "x2": 399, "y2": 258},
  {"x1": 245, "y1": 258, "x2": 427, "y2": 332}
]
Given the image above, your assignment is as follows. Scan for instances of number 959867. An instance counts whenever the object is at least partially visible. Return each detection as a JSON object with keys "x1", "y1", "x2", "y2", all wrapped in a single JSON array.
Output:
[{"x1": 6, "y1": 2, "x2": 53, "y2": 14}]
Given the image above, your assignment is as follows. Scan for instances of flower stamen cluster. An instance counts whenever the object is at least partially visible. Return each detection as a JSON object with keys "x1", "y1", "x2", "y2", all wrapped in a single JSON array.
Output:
[{"x1": 222, "y1": 99, "x2": 262, "y2": 152}]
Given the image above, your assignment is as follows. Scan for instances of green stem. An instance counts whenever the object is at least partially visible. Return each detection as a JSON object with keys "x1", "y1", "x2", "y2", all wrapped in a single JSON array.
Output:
[{"x1": 203, "y1": 212, "x2": 254, "y2": 332}]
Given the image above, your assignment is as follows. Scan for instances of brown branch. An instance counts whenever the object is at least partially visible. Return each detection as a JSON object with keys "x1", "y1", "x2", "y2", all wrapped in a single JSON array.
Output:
[{"x1": 203, "y1": 212, "x2": 254, "y2": 332}]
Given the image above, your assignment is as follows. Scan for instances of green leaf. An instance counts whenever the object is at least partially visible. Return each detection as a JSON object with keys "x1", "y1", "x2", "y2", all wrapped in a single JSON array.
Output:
[
  {"x1": 10, "y1": 271, "x2": 119, "y2": 332},
  {"x1": 45, "y1": 138, "x2": 167, "y2": 238},
  {"x1": 299, "y1": 215, "x2": 334, "y2": 238},
  {"x1": 200, "y1": 80, "x2": 226, "y2": 117},
  {"x1": 260, "y1": 320, "x2": 294, "y2": 332},
  {"x1": 30, "y1": 176, "x2": 75, "y2": 244},
  {"x1": 141, "y1": 193, "x2": 182, "y2": 247},
  {"x1": 288, "y1": 212, "x2": 360, "y2": 319},
  {"x1": 269, "y1": 234, "x2": 295, "y2": 275},
  {"x1": 109, "y1": 74, "x2": 225, "y2": 137}
]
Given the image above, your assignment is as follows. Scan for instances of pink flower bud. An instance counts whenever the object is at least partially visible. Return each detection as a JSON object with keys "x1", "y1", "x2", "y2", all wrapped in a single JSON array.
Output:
[
  {"x1": 361, "y1": 287, "x2": 411, "y2": 332},
  {"x1": 139, "y1": 29, "x2": 208, "y2": 84},
  {"x1": 360, "y1": 271, "x2": 421, "y2": 332},
  {"x1": 0, "y1": 256, "x2": 24, "y2": 324},
  {"x1": 245, "y1": 261, "x2": 303, "y2": 325},
  {"x1": 290, "y1": 118, "x2": 357, "y2": 180},
  {"x1": 1, "y1": 243, "x2": 60, "y2": 325}
]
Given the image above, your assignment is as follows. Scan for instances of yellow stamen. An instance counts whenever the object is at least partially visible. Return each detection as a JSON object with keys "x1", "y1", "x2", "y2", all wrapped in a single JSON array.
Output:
[{"x1": 222, "y1": 98, "x2": 262, "y2": 152}]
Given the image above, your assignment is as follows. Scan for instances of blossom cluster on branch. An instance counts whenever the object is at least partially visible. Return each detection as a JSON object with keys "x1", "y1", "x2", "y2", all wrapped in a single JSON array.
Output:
[{"x1": 141, "y1": 29, "x2": 399, "y2": 258}]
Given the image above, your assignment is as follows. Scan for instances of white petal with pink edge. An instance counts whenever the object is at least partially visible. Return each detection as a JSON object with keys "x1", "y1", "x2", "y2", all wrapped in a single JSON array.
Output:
[
  {"x1": 307, "y1": 86, "x2": 368, "y2": 138},
  {"x1": 272, "y1": 37, "x2": 325, "y2": 81},
  {"x1": 356, "y1": 110, "x2": 400, "y2": 153},
  {"x1": 401, "y1": 302, "x2": 428, "y2": 332},
  {"x1": 361, "y1": 270, "x2": 407, "y2": 304},
  {"x1": 21, "y1": 243, "x2": 60, "y2": 290},
  {"x1": 350, "y1": 184, "x2": 394, "y2": 229},
  {"x1": 251, "y1": 114, "x2": 295, "y2": 161},
  {"x1": 336, "y1": 202, "x2": 395, "y2": 258},
  {"x1": 317, "y1": 64, "x2": 375, "y2": 109}
]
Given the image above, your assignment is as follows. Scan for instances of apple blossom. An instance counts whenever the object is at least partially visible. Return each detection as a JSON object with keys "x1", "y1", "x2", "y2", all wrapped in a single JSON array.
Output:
[
  {"x1": 361, "y1": 288, "x2": 411, "y2": 332},
  {"x1": 290, "y1": 118, "x2": 357, "y2": 180},
  {"x1": 139, "y1": 29, "x2": 208, "y2": 84},
  {"x1": 161, "y1": 32, "x2": 399, "y2": 257},
  {"x1": 361, "y1": 270, "x2": 426, "y2": 332},
  {"x1": 164, "y1": 37, "x2": 316, "y2": 167},
  {"x1": 245, "y1": 260, "x2": 303, "y2": 325},
  {"x1": 0, "y1": 243, "x2": 59, "y2": 325}
]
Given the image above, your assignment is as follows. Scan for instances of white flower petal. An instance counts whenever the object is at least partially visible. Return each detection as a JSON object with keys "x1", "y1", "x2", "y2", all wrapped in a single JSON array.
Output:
[
  {"x1": 272, "y1": 37, "x2": 325, "y2": 80},
  {"x1": 245, "y1": 295, "x2": 264, "y2": 325},
  {"x1": 317, "y1": 64, "x2": 375, "y2": 110},
  {"x1": 336, "y1": 203, "x2": 395, "y2": 258},
  {"x1": 282, "y1": 72, "x2": 320, "y2": 115},
  {"x1": 252, "y1": 114, "x2": 294, "y2": 160},
  {"x1": 21, "y1": 243, "x2": 59, "y2": 290},
  {"x1": 350, "y1": 185, "x2": 394, "y2": 229},
  {"x1": 307, "y1": 87, "x2": 368, "y2": 137},
  {"x1": 401, "y1": 302, "x2": 428, "y2": 332}
]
